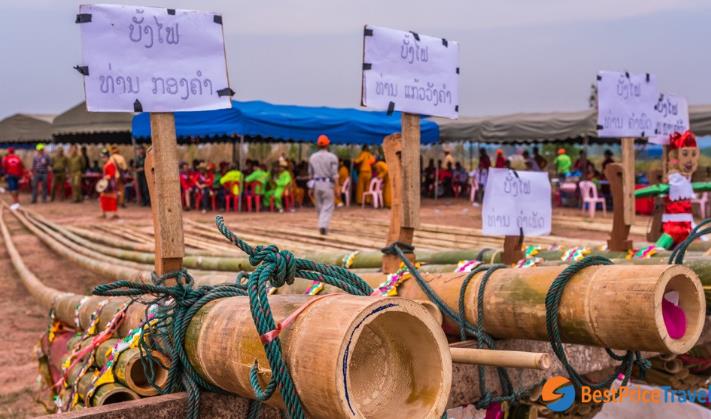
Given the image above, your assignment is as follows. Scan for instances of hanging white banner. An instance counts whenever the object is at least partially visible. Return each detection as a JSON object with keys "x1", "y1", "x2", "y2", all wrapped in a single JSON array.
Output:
[
  {"x1": 597, "y1": 70, "x2": 659, "y2": 138},
  {"x1": 482, "y1": 168, "x2": 552, "y2": 236},
  {"x1": 77, "y1": 4, "x2": 232, "y2": 112},
  {"x1": 361, "y1": 25, "x2": 459, "y2": 119}
]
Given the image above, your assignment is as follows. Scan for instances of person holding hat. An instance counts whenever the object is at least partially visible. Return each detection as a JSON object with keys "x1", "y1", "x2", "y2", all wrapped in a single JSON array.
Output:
[
  {"x1": 31, "y1": 143, "x2": 51, "y2": 203},
  {"x1": 309, "y1": 134, "x2": 339, "y2": 234},
  {"x1": 2, "y1": 147, "x2": 24, "y2": 204},
  {"x1": 98, "y1": 148, "x2": 119, "y2": 219}
]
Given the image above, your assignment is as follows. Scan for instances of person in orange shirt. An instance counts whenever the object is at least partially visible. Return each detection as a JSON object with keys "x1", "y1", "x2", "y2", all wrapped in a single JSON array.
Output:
[
  {"x1": 374, "y1": 157, "x2": 391, "y2": 208},
  {"x1": 354, "y1": 145, "x2": 375, "y2": 204},
  {"x1": 336, "y1": 159, "x2": 350, "y2": 206}
]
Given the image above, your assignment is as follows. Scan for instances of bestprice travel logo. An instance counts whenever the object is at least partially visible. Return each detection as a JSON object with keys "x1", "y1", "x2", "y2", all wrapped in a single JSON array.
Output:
[
  {"x1": 541, "y1": 374, "x2": 711, "y2": 413},
  {"x1": 541, "y1": 376, "x2": 575, "y2": 412}
]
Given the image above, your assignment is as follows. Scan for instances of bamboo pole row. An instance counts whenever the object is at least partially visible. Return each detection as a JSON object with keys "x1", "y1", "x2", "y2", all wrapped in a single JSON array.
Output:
[
  {"x1": 1, "y1": 209, "x2": 455, "y2": 418},
  {"x1": 12, "y1": 203, "x2": 707, "y2": 354}
]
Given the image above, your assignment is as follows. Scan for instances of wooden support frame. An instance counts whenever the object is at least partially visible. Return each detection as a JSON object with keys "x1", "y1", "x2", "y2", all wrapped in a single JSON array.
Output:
[
  {"x1": 146, "y1": 113, "x2": 185, "y2": 277},
  {"x1": 381, "y1": 113, "x2": 420, "y2": 273},
  {"x1": 621, "y1": 137, "x2": 636, "y2": 226},
  {"x1": 605, "y1": 162, "x2": 633, "y2": 251}
]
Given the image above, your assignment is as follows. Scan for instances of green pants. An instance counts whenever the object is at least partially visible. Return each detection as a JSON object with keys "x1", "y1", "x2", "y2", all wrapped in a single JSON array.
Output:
[
  {"x1": 52, "y1": 173, "x2": 66, "y2": 201},
  {"x1": 265, "y1": 187, "x2": 285, "y2": 209},
  {"x1": 70, "y1": 172, "x2": 82, "y2": 202}
]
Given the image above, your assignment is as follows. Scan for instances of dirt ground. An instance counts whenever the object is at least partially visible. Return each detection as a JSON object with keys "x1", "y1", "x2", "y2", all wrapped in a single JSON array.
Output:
[{"x1": 0, "y1": 195, "x2": 648, "y2": 418}]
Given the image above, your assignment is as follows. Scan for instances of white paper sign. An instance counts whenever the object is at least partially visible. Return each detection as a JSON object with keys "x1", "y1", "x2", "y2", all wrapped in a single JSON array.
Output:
[
  {"x1": 649, "y1": 94, "x2": 689, "y2": 145},
  {"x1": 597, "y1": 70, "x2": 659, "y2": 138},
  {"x1": 77, "y1": 4, "x2": 231, "y2": 112},
  {"x1": 482, "y1": 168, "x2": 552, "y2": 236},
  {"x1": 361, "y1": 25, "x2": 459, "y2": 119}
]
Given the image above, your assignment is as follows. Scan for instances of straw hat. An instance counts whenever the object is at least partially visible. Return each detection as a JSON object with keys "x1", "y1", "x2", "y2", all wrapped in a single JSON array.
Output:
[{"x1": 95, "y1": 178, "x2": 109, "y2": 193}]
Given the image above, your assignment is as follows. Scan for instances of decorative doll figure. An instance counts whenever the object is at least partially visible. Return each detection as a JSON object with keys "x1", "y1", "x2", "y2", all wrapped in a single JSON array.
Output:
[{"x1": 656, "y1": 131, "x2": 699, "y2": 249}]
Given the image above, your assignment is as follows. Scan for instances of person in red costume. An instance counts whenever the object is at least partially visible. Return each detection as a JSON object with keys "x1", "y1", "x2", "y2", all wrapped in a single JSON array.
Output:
[{"x1": 636, "y1": 130, "x2": 711, "y2": 249}]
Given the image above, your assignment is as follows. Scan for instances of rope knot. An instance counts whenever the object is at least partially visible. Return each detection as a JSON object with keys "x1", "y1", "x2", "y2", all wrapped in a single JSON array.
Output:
[{"x1": 249, "y1": 245, "x2": 297, "y2": 288}]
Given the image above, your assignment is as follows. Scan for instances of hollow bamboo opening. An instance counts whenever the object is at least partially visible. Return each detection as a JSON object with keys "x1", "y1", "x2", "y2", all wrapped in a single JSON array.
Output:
[
  {"x1": 120, "y1": 350, "x2": 171, "y2": 396},
  {"x1": 342, "y1": 309, "x2": 449, "y2": 418},
  {"x1": 91, "y1": 383, "x2": 141, "y2": 406},
  {"x1": 656, "y1": 273, "x2": 704, "y2": 354}
]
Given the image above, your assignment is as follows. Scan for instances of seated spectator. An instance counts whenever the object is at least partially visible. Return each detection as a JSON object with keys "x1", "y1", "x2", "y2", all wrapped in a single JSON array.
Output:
[
  {"x1": 195, "y1": 162, "x2": 215, "y2": 213},
  {"x1": 179, "y1": 162, "x2": 193, "y2": 210},
  {"x1": 452, "y1": 162, "x2": 468, "y2": 198},
  {"x1": 220, "y1": 164, "x2": 243, "y2": 198},
  {"x1": 436, "y1": 162, "x2": 453, "y2": 198}
]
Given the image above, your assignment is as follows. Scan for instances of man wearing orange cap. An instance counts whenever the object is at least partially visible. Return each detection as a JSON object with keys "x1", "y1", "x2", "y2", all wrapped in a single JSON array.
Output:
[
  {"x1": 309, "y1": 134, "x2": 339, "y2": 235},
  {"x1": 494, "y1": 149, "x2": 506, "y2": 168}
]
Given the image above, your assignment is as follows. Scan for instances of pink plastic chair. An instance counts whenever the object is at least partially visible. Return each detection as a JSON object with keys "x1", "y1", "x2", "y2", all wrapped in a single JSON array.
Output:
[
  {"x1": 579, "y1": 180, "x2": 606, "y2": 218},
  {"x1": 341, "y1": 177, "x2": 351, "y2": 207},
  {"x1": 361, "y1": 177, "x2": 383, "y2": 209},
  {"x1": 693, "y1": 192, "x2": 709, "y2": 219}
]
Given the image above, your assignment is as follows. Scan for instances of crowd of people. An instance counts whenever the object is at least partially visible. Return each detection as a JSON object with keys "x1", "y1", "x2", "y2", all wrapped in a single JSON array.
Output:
[{"x1": 1, "y1": 140, "x2": 619, "y2": 227}]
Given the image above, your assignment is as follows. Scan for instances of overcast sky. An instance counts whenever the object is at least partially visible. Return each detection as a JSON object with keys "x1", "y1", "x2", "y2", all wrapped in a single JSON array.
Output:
[{"x1": 1, "y1": 0, "x2": 710, "y2": 119}]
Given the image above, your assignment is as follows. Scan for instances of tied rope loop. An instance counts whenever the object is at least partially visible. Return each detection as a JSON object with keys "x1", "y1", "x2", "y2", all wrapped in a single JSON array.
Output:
[
  {"x1": 383, "y1": 242, "x2": 538, "y2": 408},
  {"x1": 545, "y1": 256, "x2": 650, "y2": 390},
  {"x1": 94, "y1": 269, "x2": 246, "y2": 419},
  {"x1": 668, "y1": 218, "x2": 711, "y2": 265}
]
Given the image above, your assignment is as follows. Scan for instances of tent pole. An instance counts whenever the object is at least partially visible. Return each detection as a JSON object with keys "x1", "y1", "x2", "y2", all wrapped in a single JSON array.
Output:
[{"x1": 238, "y1": 135, "x2": 245, "y2": 212}]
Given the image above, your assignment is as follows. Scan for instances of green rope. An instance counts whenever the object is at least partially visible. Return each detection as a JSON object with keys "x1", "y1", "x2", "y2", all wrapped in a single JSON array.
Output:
[
  {"x1": 384, "y1": 243, "x2": 537, "y2": 409},
  {"x1": 545, "y1": 256, "x2": 650, "y2": 390},
  {"x1": 93, "y1": 215, "x2": 375, "y2": 419},
  {"x1": 668, "y1": 217, "x2": 711, "y2": 265}
]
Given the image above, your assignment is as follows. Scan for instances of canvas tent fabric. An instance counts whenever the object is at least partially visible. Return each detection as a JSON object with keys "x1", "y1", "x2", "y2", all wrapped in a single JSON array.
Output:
[
  {"x1": 52, "y1": 102, "x2": 133, "y2": 143},
  {"x1": 131, "y1": 100, "x2": 439, "y2": 145},
  {"x1": 435, "y1": 106, "x2": 711, "y2": 144},
  {"x1": 0, "y1": 114, "x2": 54, "y2": 145}
]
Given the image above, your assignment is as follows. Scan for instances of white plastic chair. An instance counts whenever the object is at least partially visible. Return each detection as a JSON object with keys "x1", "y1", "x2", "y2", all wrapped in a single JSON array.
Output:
[
  {"x1": 341, "y1": 177, "x2": 351, "y2": 207},
  {"x1": 693, "y1": 192, "x2": 709, "y2": 219},
  {"x1": 361, "y1": 177, "x2": 383, "y2": 209},
  {"x1": 579, "y1": 180, "x2": 606, "y2": 218}
]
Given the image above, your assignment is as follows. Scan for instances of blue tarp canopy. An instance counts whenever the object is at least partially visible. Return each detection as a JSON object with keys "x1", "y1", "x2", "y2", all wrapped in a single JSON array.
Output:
[{"x1": 132, "y1": 100, "x2": 439, "y2": 145}]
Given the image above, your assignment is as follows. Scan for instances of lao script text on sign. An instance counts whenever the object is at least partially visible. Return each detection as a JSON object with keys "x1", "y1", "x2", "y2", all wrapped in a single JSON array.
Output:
[
  {"x1": 649, "y1": 94, "x2": 689, "y2": 145},
  {"x1": 77, "y1": 4, "x2": 232, "y2": 112},
  {"x1": 361, "y1": 25, "x2": 459, "y2": 119},
  {"x1": 597, "y1": 70, "x2": 659, "y2": 138},
  {"x1": 482, "y1": 168, "x2": 552, "y2": 236}
]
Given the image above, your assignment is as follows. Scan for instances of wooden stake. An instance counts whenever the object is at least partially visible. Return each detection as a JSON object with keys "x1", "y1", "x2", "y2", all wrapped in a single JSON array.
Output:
[
  {"x1": 621, "y1": 137, "x2": 636, "y2": 225},
  {"x1": 502, "y1": 234, "x2": 524, "y2": 265},
  {"x1": 379, "y1": 114, "x2": 420, "y2": 273},
  {"x1": 147, "y1": 113, "x2": 184, "y2": 277},
  {"x1": 401, "y1": 113, "x2": 420, "y2": 230},
  {"x1": 381, "y1": 133, "x2": 414, "y2": 273},
  {"x1": 605, "y1": 163, "x2": 633, "y2": 251},
  {"x1": 449, "y1": 347, "x2": 551, "y2": 370}
]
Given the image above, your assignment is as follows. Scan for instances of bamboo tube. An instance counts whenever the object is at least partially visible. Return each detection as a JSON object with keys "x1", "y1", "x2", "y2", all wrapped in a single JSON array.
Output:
[
  {"x1": 354, "y1": 264, "x2": 705, "y2": 354},
  {"x1": 4, "y1": 210, "x2": 454, "y2": 417},
  {"x1": 651, "y1": 357, "x2": 683, "y2": 374},
  {"x1": 94, "y1": 339, "x2": 171, "y2": 396},
  {"x1": 75, "y1": 370, "x2": 141, "y2": 406},
  {"x1": 184, "y1": 294, "x2": 452, "y2": 418},
  {"x1": 449, "y1": 347, "x2": 551, "y2": 370}
]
